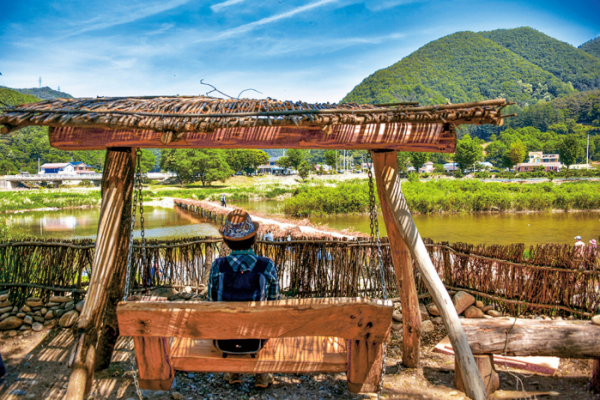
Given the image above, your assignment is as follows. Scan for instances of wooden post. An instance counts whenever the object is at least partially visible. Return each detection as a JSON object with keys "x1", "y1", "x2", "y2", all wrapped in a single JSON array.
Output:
[
  {"x1": 372, "y1": 150, "x2": 486, "y2": 400},
  {"x1": 374, "y1": 175, "x2": 421, "y2": 367},
  {"x1": 134, "y1": 337, "x2": 175, "y2": 390},
  {"x1": 592, "y1": 359, "x2": 600, "y2": 393},
  {"x1": 347, "y1": 339, "x2": 385, "y2": 393},
  {"x1": 65, "y1": 148, "x2": 135, "y2": 400},
  {"x1": 455, "y1": 355, "x2": 499, "y2": 396}
]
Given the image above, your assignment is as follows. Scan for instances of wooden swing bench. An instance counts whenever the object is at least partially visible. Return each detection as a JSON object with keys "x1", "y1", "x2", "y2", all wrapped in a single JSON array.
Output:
[{"x1": 116, "y1": 296, "x2": 394, "y2": 393}]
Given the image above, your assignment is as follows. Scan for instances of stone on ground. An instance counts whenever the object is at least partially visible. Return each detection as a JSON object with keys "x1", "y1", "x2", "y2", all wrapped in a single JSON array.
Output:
[
  {"x1": 426, "y1": 303, "x2": 440, "y2": 316},
  {"x1": 172, "y1": 393, "x2": 184, "y2": 400},
  {"x1": 76, "y1": 300, "x2": 85, "y2": 312},
  {"x1": 0, "y1": 293, "x2": 8, "y2": 302},
  {"x1": 487, "y1": 310, "x2": 502, "y2": 317},
  {"x1": 0, "y1": 306, "x2": 12, "y2": 314},
  {"x1": 26, "y1": 298, "x2": 43, "y2": 307},
  {"x1": 475, "y1": 300, "x2": 484, "y2": 309},
  {"x1": 464, "y1": 306, "x2": 485, "y2": 319},
  {"x1": 392, "y1": 321, "x2": 402, "y2": 331},
  {"x1": 49, "y1": 295, "x2": 72, "y2": 303},
  {"x1": 421, "y1": 320, "x2": 435, "y2": 334},
  {"x1": 45, "y1": 310, "x2": 54, "y2": 319},
  {"x1": 32, "y1": 322, "x2": 44, "y2": 332},
  {"x1": 592, "y1": 315, "x2": 600, "y2": 326},
  {"x1": 419, "y1": 303, "x2": 430, "y2": 321},
  {"x1": 452, "y1": 291, "x2": 475, "y2": 315},
  {"x1": 0, "y1": 312, "x2": 9, "y2": 321},
  {"x1": 392, "y1": 309, "x2": 403, "y2": 322},
  {"x1": 23, "y1": 315, "x2": 33, "y2": 325},
  {"x1": 483, "y1": 305, "x2": 495, "y2": 312},
  {"x1": 150, "y1": 287, "x2": 178, "y2": 299},
  {"x1": 21, "y1": 305, "x2": 32, "y2": 313},
  {"x1": 59, "y1": 310, "x2": 79, "y2": 328},
  {"x1": 0, "y1": 316, "x2": 23, "y2": 330}
]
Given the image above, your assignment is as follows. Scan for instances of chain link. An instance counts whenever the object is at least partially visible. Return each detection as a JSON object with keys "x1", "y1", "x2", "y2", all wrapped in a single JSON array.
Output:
[{"x1": 366, "y1": 150, "x2": 388, "y2": 397}]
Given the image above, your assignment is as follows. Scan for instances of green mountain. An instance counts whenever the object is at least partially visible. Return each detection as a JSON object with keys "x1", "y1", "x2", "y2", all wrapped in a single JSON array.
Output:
[
  {"x1": 6, "y1": 86, "x2": 74, "y2": 100},
  {"x1": 0, "y1": 87, "x2": 104, "y2": 174},
  {"x1": 343, "y1": 30, "x2": 576, "y2": 107},
  {"x1": 479, "y1": 27, "x2": 600, "y2": 91},
  {"x1": 580, "y1": 37, "x2": 600, "y2": 60}
]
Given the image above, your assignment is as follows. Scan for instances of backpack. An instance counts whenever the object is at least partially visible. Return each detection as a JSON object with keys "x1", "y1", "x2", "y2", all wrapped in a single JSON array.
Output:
[{"x1": 212, "y1": 256, "x2": 270, "y2": 357}]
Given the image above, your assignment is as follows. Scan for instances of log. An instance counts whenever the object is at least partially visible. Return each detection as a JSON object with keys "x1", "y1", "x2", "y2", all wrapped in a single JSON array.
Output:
[
  {"x1": 460, "y1": 318, "x2": 600, "y2": 358},
  {"x1": 592, "y1": 359, "x2": 600, "y2": 393},
  {"x1": 372, "y1": 150, "x2": 486, "y2": 400},
  {"x1": 65, "y1": 148, "x2": 135, "y2": 400},
  {"x1": 347, "y1": 339, "x2": 385, "y2": 393},
  {"x1": 48, "y1": 124, "x2": 456, "y2": 153},
  {"x1": 375, "y1": 163, "x2": 421, "y2": 367},
  {"x1": 134, "y1": 336, "x2": 175, "y2": 391},
  {"x1": 455, "y1": 355, "x2": 499, "y2": 397}
]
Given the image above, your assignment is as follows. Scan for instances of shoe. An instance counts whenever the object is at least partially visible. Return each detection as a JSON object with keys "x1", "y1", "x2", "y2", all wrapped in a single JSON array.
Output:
[
  {"x1": 255, "y1": 373, "x2": 273, "y2": 388},
  {"x1": 224, "y1": 372, "x2": 241, "y2": 384}
]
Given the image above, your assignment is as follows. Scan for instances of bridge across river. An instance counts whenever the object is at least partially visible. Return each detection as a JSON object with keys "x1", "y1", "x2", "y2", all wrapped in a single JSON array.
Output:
[{"x1": 0, "y1": 172, "x2": 175, "y2": 188}]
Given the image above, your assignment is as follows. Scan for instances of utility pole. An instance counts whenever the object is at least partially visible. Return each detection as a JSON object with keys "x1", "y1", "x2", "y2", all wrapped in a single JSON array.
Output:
[{"x1": 587, "y1": 133, "x2": 590, "y2": 167}]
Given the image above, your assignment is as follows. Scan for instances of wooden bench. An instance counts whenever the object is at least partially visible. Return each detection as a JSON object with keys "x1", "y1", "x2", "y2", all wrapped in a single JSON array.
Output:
[{"x1": 117, "y1": 297, "x2": 394, "y2": 393}]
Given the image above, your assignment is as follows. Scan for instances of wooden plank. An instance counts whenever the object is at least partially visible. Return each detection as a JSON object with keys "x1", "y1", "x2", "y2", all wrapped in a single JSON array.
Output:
[
  {"x1": 117, "y1": 297, "x2": 393, "y2": 342},
  {"x1": 371, "y1": 150, "x2": 486, "y2": 400},
  {"x1": 460, "y1": 318, "x2": 600, "y2": 358},
  {"x1": 65, "y1": 148, "x2": 135, "y2": 400},
  {"x1": 170, "y1": 336, "x2": 347, "y2": 374},
  {"x1": 347, "y1": 339, "x2": 384, "y2": 393},
  {"x1": 48, "y1": 123, "x2": 456, "y2": 152},
  {"x1": 134, "y1": 337, "x2": 175, "y2": 391},
  {"x1": 375, "y1": 158, "x2": 421, "y2": 368}
]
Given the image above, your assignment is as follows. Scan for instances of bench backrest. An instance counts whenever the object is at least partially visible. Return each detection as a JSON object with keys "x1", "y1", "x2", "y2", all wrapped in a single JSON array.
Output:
[{"x1": 117, "y1": 297, "x2": 393, "y2": 342}]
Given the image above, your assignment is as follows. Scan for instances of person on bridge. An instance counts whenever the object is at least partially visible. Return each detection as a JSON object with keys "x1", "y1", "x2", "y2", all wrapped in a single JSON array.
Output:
[
  {"x1": 574, "y1": 236, "x2": 585, "y2": 256},
  {"x1": 221, "y1": 193, "x2": 227, "y2": 208},
  {"x1": 207, "y1": 209, "x2": 279, "y2": 388}
]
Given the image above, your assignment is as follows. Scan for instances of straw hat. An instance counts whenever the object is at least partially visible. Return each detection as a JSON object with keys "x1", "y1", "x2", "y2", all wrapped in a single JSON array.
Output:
[{"x1": 219, "y1": 209, "x2": 259, "y2": 241}]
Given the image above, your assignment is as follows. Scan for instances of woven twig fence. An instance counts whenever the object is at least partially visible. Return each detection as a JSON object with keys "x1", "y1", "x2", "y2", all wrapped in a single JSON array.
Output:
[{"x1": 1, "y1": 237, "x2": 599, "y2": 317}]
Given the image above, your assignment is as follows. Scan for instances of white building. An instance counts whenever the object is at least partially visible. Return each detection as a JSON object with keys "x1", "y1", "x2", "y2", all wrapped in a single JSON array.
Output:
[{"x1": 516, "y1": 152, "x2": 563, "y2": 173}]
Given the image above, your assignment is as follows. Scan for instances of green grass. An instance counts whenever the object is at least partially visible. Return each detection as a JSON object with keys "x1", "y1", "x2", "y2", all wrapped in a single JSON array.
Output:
[{"x1": 0, "y1": 189, "x2": 102, "y2": 212}]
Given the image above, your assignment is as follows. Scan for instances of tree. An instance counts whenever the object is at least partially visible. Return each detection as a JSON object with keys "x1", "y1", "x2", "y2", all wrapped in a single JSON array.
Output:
[
  {"x1": 160, "y1": 149, "x2": 233, "y2": 186},
  {"x1": 409, "y1": 152, "x2": 428, "y2": 172},
  {"x1": 396, "y1": 152, "x2": 410, "y2": 174},
  {"x1": 0, "y1": 160, "x2": 18, "y2": 175},
  {"x1": 454, "y1": 134, "x2": 483, "y2": 172},
  {"x1": 225, "y1": 150, "x2": 269, "y2": 175},
  {"x1": 324, "y1": 150, "x2": 337, "y2": 169},
  {"x1": 276, "y1": 156, "x2": 292, "y2": 169},
  {"x1": 503, "y1": 141, "x2": 527, "y2": 168},
  {"x1": 286, "y1": 149, "x2": 304, "y2": 169},
  {"x1": 140, "y1": 149, "x2": 156, "y2": 174},
  {"x1": 559, "y1": 135, "x2": 581, "y2": 169},
  {"x1": 298, "y1": 161, "x2": 311, "y2": 182}
]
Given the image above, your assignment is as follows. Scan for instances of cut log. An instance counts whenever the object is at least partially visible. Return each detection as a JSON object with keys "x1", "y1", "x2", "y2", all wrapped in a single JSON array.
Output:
[
  {"x1": 65, "y1": 148, "x2": 135, "y2": 400},
  {"x1": 48, "y1": 124, "x2": 456, "y2": 153},
  {"x1": 372, "y1": 150, "x2": 486, "y2": 400},
  {"x1": 347, "y1": 339, "x2": 385, "y2": 393},
  {"x1": 460, "y1": 318, "x2": 600, "y2": 358},
  {"x1": 134, "y1": 336, "x2": 175, "y2": 391},
  {"x1": 375, "y1": 158, "x2": 421, "y2": 367},
  {"x1": 117, "y1": 297, "x2": 393, "y2": 342}
]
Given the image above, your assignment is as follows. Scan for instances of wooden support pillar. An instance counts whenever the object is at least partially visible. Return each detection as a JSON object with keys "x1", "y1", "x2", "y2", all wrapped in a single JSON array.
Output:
[
  {"x1": 65, "y1": 148, "x2": 136, "y2": 400},
  {"x1": 455, "y1": 355, "x2": 499, "y2": 397},
  {"x1": 592, "y1": 359, "x2": 600, "y2": 393},
  {"x1": 347, "y1": 339, "x2": 385, "y2": 393},
  {"x1": 134, "y1": 337, "x2": 175, "y2": 390},
  {"x1": 372, "y1": 150, "x2": 486, "y2": 400}
]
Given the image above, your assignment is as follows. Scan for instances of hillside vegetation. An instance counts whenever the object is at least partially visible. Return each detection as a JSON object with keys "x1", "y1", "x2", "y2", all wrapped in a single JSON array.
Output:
[
  {"x1": 6, "y1": 86, "x2": 74, "y2": 100},
  {"x1": 580, "y1": 37, "x2": 600, "y2": 59}
]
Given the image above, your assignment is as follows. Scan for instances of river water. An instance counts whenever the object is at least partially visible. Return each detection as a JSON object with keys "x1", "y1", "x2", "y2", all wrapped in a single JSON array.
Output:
[{"x1": 5, "y1": 200, "x2": 599, "y2": 246}]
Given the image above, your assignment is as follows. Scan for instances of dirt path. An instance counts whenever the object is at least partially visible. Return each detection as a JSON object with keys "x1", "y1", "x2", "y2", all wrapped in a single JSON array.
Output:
[{"x1": 1, "y1": 324, "x2": 596, "y2": 400}]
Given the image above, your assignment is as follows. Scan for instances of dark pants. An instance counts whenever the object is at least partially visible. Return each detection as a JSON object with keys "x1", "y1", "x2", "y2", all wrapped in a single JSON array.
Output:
[
  {"x1": 0, "y1": 352, "x2": 6, "y2": 378},
  {"x1": 222, "y1": 200, "x2": 226, "y2": 207}
]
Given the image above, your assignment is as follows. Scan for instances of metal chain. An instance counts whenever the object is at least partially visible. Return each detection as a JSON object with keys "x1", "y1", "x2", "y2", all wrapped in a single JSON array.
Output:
[{"x1": 366, "y1": 150, "x2": 388, "y2": 397}]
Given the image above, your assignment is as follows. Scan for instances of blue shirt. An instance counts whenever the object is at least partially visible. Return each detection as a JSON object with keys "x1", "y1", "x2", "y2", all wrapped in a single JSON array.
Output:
[{"x1": 207, "y1": 249, "x2": 280, "y2": 301}]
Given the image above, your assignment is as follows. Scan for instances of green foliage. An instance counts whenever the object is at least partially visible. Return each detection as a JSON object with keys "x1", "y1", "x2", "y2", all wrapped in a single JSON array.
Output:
[
  {"x1": 286, "y1": 149, "x2": 304, "y2": 169},
  {"x1": 396, "y1": 152, "x2": 410, "y2": 174},
  {"x1": 454, "y1": 135, "x2": 483, "y2": 171},
  {"x1": 276, "y1": 156, "x2": 292, "y2": 169},
  {"x1": 409, "y1": 152, "x2": 428, "y2": 170},
  {"x1": 505, "y1": 141, "x2": 527, "y2": 167},
  {"x1": 453, "y1": 169, "x2": 464, "y2": 179},
  {"x1": 298, "y1": 161, "x2": 311, "y2": 181},
  {"x1": 225, "y1": 149, "x2": 269, "y2": 174},
  {"x1": 281, "y1": 180, "x2": 372, "y2": 216},
  {"x1": 140, "y1": 149, "x2": 156, "y2": 174},
  {"x1": 160, "y1": 149, "x2": 233, "y2": 186},
  {"x1": 480, "y1": 27, "x2": 600, "y2": 91},
  {"x1": 324, "y1": 150, "x2": 337, "y2": 168},
  {"x1": 6, "y1": 86, "x2": 74, "y2": 100},
  {"x1": 559, "y1": 135, "x2": 581, "y2": 169},
  {"x1": 343, "y1": 30, "x2": 575, "y2": 107},
  {"x1": 579, "y1": 37, "x2": 600, "y2": 60},
  {"x1": 0, "y1": 160, "x2": 18, "y2": 175}
]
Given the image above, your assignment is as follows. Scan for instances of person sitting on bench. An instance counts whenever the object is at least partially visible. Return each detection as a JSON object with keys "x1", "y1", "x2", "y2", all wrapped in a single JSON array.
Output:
[{"x1": 207, "y1": 209, "x2": 280, "y2": 388}]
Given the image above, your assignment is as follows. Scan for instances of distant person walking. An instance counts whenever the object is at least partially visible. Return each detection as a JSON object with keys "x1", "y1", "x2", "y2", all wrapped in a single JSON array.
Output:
[
  {"x1": 221, "y1": 194, "x2": 227, "y2": 208},
  {"x1": 574, "y1": 236, "x2": 585, "y2": 256}
]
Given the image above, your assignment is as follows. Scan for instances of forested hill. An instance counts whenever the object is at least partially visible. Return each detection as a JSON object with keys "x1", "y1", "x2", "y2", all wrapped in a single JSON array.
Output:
[
  {"x1": 343, "y1": 30, "x2": 576, "y2": 106},
  {"x1": 580, "y1": 37, "x2": 600, "y2": 60},
  {"x1": 5, "y1": 86, "x2": 73, "y2": 100}
]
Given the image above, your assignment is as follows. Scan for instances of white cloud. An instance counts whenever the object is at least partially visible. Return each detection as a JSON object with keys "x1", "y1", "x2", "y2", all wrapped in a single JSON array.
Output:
[
  {"x1": 364, "y1": 0, "x2": 426, "y2": 12},
  {"x1": 211, "y1": 0, "x2": 245, "y2": 13}
]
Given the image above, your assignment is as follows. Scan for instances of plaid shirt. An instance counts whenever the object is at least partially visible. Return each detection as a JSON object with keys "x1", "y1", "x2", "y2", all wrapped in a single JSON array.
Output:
[{"x1": 207, "y1": 249, "x2": 280, "y2": 301}]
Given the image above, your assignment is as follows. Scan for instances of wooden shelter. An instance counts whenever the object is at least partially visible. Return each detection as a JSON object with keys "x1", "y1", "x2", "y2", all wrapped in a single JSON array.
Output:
[{"x1": 0, "y1": 95, "x2": 511, "y2": 400}]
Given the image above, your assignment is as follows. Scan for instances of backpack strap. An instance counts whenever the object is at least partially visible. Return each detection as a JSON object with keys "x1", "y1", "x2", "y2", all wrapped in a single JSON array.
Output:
[{"x1": 252, "y1": 257, "x2": 270, "y2": 274}]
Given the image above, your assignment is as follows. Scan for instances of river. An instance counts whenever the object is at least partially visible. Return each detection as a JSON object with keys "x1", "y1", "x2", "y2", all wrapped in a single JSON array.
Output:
[{"x1": 5, "y1": 200, "x2": 599, "y2": 246}]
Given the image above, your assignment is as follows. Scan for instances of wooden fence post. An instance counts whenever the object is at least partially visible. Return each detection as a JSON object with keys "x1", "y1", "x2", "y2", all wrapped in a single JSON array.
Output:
[
  {"x1": 65, "y1": 148, "x2": 135, "y2": 400},
  {"x1": 372, "y1": 150, "x2": 486, "y2": 400}
]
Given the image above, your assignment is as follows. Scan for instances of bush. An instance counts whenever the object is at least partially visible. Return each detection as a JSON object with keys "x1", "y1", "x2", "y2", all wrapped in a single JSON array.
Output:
[{"x1": 454, "y1": 169, "x2": 464, "y2": 178}]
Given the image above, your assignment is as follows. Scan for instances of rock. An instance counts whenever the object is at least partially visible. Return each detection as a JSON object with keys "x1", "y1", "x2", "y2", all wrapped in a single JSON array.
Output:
[
  {"x1": 592, "y1": 315, "x2": 600, "y2": 326},
  {"x1": 34, "y1": 311, "x2": 42, "y2": 317},
  {"x1": 8, "y1": 330, "x2": 18, "y2": 337},
  {"x1": 0, "y1": 306, "x2": 12, "y2": 314},
  {"x1": 59, "y1": 310, "x2": 79, "y2": 328},
  {"x1": 9, "y1": 390, "x2": 28, "y2": 396},
  {"x1": 187, "y1": 373, "x2": 195, "y2": 378},
  {"x1": 76, "y1": 301, "x2": 84, "y2": 312},
  {"x1": 483, "y1": 305, "x2": 495, "y2": 313},
  {"x1": 172, "y1": 393, "x2": 184, "y2": 400},
  {"x1": 421, "y1": 320, "x2": 435, "y2": 334},
  {"x1": 21, "y1": 305, "x2": 32, "y2": 313},
  {"x1": 34, "y1": 316, "x2": 44, "y2": 323},
  {"x1": 55, "y1": 309, "x2": 65, "y2": 318},
  {"x1": 183, "y1": 286, "x2": 193, "y2": 293},
  {"x1": 0, "y1": 312, "x2": 9, "y2": 321},
  {"x1": 26, "y1": 298, "x2": 43, "y2": 307},
  {"x1": 419, "y1": 304, "x2": 430, "y2": 321},
  {"x1": 64, "y1": 302, "x2": 75, "y2": 311},
  {"x1": 20, "y1": 324, "x2": 31, "y2": 331},
  {"x1": 392, "y1": 309, "x2": 403, "y2": 323},
  {"x1": 452, "y1": 291, "x2": 475, "y2": 315},
  {"x1": 31, "y1": 306, "x2": 42, "y2": 311},
  {"x1": 426, "y1": 303, "x2": 440, "y2": 316},
  {"x1": 391, "y1": 322, "x2": 402, "y2": 331},
  {"x1": 46, "y1": 302, "x2": 60, "y2": 307},
  {"x1": 26, "y1": 394, "x2": 37, "y2": 399},
  {"x1": 17, "y1": 312, "x2": 26, "y2": 318},
  {"x1": 475, "y1": 300, "x2": 484, "y2": 309},
  {"x1": 0, "y1": 300, "x2": 12, "y2": 308},
  {"x1": 12, "y1": 306, "x2": 18, "y2": 313},
  {"x1": 464, "y1": 306, "x2": 485, "y2": 319},
  {"x1": 150, "y1": 287, "x2": 178, "y2": 299},
  {"x1": 0, "y1": 316, "x2": 23, "y2": 330},
  {"x1": 32, "y1": 322, "x2": 43, "y2": 332},
  {"x1": 23, "y1": 315, "x2": 33, "y2": 325},
  {"x1": 45, "y1": 310, "x2": 54, "y2": 320},
  {"x1": 568, "y1": 315, "x2": 575, "y2": 320},
  {"x1": 487, "y1": 310, "x2": 502, "y2": 317},
  {"x1": 44, "y1": 319, "x2": 57, "y2": 328},
  {"x1": 0, "y1": 293, "x2": 8, "y2": 302},
  {"x1": 41, "y1": 308, "x2": 47, "y2": 315},
  {"x1": 432, "y1": 317, "x2": 443, "y2": 324},
  {"x1": 49, "y1": 296, "x2": 72, "y2": 303}
]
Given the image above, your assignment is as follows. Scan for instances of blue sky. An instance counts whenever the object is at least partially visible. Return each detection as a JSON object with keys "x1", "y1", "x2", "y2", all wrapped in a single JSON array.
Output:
[{"x1": 1, "y1": 0, "x2": 599, "y2": 102}]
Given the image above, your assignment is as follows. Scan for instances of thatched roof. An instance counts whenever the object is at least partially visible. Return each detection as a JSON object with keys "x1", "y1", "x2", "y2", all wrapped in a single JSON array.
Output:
[{"x1": 0, "y1": 96, "x2": 511, "y2": 137}]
